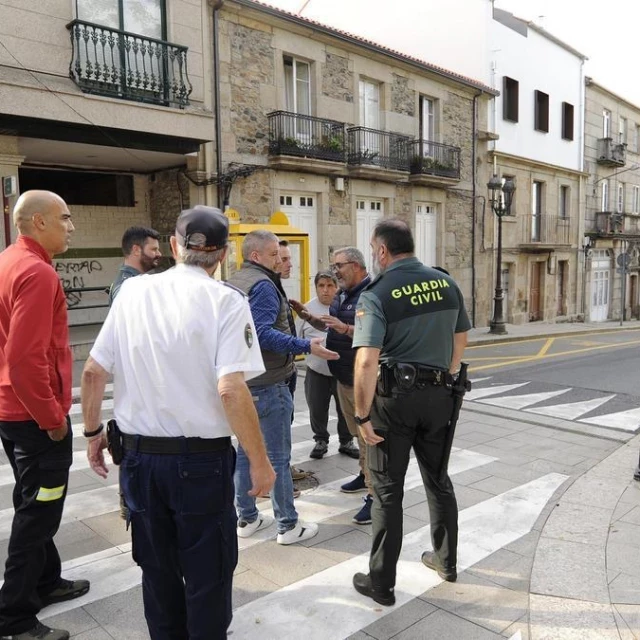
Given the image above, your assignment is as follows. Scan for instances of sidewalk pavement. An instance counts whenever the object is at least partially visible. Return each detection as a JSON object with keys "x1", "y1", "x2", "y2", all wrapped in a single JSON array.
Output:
[
  {"x1": 63, "y1": 318, "x2": 640, "y2": 639},
  {"x1": 69, "y1": 319, "x2": 640, "y2": 359}
]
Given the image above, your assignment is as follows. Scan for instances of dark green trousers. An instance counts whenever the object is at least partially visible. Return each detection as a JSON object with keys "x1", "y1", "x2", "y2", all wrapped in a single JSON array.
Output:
[{"x1": 368, "y1": 384, "x2": 458, "y2": 590}]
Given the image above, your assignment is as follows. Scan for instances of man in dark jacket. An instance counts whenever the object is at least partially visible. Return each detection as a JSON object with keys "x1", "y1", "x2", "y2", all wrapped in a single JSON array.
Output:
[
  {"x1": 228, "y1": 230, "x2": 338, "y2": 545},
  {"x1": 0, "y1": 191, "x2": 89, "y2": 640},
  {"x1": 293, "y1": 246, "x2": 372, "y2": 524}
]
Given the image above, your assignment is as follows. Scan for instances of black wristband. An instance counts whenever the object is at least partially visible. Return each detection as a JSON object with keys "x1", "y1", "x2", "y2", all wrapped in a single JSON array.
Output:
[
  {"x1": 354, "y1": 414, "x2": 371, "y2": 425},
  {"x1": 83, "y1": 423, "x2": 104, "y2": 438}
]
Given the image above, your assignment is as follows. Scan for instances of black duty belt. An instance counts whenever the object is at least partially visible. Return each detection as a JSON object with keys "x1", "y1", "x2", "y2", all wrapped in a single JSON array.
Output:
[
  {"x1": 378, "y1": 363, "x2": 453, "y2": 396},
  {"x1": 122, "y1": 434, "x2": 231, "y2": 455}
]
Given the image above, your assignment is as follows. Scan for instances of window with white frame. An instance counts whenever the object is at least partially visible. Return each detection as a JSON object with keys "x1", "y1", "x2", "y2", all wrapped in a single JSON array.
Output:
[
  {"x1": 284, "y1": 55, "x2": 311, "y2": 116},
  {"x1": 420, "y1": 96, "x2": 436, "y2": 141},
  {"x1": 633, "y1": 186, "x2": 639, "y2": 214},
  {"x1": 618, "y1": 183, "x2": 625, "y2": 213},
  {"x1": 603, "y1": 109, "x2": 611, "y2": 138},
  {"x1": 619, "y1": 117, "x2": 627, "y2": 145},
  {"x1": 602, "y1": 180, "x2": 609, "y2": 211},
  {"x1": 359, "y1": 79, "x2": 380, "y2": 129},
  {"x1": 560, "y1": 185, "x2": 570, "y2": 219}
]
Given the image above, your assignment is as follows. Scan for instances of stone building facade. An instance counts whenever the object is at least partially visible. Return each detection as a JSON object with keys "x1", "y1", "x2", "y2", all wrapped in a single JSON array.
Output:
[
  {"x1": 0, "y1": 0, "x2": 215, "y2": 324},
  {"x1": 216, "y1": 0, "x2": 496, "y2": 322},
  {"x1": 583, "y1": 79, "x2": 640, "y2": 322}
]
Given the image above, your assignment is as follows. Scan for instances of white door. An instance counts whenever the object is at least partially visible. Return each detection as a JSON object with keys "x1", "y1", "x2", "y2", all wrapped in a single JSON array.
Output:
[
  {"x1": 278, "y1": 194, "x2": 316, "y2": 302},
  {"x1": 356, "y1": 199, "x2": 383, "y2": 271},
  {"x1": 415, "y1": 203, "x2": 437, "y2": 267},
  {"x1": 591, "y1": 269, "x2": 610, "y2": 322}
]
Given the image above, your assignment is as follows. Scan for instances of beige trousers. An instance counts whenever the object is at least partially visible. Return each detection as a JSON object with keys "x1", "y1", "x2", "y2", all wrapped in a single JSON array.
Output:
[{"x1": 336, "y1": 381, "x2": 371, "y2": 492}]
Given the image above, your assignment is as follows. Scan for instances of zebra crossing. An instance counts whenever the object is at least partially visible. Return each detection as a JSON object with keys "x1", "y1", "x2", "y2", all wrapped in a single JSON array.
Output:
[
  {"x1": 0, "y1": 392, "x2": 570, "y2": 638},
  {"x1": 467, "y1": 376, "x2": 640, "y2": 434}
]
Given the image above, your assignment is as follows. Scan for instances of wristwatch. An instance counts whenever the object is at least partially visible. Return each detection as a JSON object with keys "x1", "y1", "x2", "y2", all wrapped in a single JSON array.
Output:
[
  {"x1": 83, "y1": 423, "x2": 104, "y2": 438},
  {"x1": 354, "y1": 414, "x2": 371, "y2": 425}
]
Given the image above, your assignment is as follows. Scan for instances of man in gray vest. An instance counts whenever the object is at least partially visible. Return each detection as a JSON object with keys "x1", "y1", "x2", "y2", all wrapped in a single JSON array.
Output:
[{"x1": 228, "y1": 230, "x2": 338, "y2": 545}]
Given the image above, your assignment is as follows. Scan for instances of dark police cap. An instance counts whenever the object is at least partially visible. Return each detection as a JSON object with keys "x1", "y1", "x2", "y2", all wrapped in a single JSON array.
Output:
[{"x1": 175, "y1": 206, "x2": 229, "y2": 252}]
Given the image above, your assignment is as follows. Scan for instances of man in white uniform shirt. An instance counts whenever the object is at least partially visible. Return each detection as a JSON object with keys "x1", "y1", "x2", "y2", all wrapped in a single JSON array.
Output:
[
  {"x1": 80, "y1": 206, "x2": 275, "y2": 640},
  {"x1": 296, "y1": 271, "x2": 357, "y2": 460}
]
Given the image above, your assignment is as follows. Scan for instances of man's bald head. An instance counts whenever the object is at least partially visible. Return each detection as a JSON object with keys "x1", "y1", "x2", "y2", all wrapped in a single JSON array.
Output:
[
  {"x1": 13, "y1": 190, "x2": 67, "y2": 230},
  {"x1": 11, "y1": 190, "x2": 74, "y2": 258}
]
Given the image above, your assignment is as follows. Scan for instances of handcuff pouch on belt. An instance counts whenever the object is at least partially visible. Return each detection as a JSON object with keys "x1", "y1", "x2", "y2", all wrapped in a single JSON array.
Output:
[{"x1": 107, "y1": 419, "x2": 124, "y2": 465}]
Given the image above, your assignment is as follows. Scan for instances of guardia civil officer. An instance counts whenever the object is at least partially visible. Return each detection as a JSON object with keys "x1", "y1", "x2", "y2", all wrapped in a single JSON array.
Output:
[
  {"x1": 81, "y1": 206, "x2": 275, "y2": 639},
  {"x1": 351, "y1": 218, "x2": 470, "y2": 606}
]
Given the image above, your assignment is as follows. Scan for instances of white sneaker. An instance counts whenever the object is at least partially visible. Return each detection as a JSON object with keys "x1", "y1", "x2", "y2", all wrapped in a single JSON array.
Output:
[
  {"x1": 276, "y1": 521, "x2": 319, "y2": 545},
  {"x1": 237, "y1": 514, "x2": 274, "y2": 538}
]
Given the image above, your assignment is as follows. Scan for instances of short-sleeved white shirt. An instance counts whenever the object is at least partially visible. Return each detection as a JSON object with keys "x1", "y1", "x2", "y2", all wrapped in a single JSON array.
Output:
[{"x1": 90, "y1": 264, "x2": 265, "y2": 438}]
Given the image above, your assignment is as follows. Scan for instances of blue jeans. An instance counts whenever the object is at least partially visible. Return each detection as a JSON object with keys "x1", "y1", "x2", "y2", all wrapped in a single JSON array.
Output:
[{"x1": 235, "y1": 381, "x2": 297, "y2": 534}]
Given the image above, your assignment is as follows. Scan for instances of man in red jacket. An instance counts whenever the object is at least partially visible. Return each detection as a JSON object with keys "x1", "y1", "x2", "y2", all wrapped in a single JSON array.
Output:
[{"x1": 0, "y1": 190, "x2": 89, "y2": 640}]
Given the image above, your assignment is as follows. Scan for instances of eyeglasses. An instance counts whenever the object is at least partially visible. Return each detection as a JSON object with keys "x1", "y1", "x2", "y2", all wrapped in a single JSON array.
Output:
[{"x1": 331, "y1": 261, "x2": 355, "y2": 271}]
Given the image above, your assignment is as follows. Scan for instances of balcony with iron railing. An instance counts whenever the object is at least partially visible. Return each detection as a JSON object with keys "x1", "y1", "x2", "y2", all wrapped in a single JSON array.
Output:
[
  {"x1": 406, "y1": 140, "x2": 461, "y2": 186},
  {"x1": 267, "y1": 111, "x2": 346, "y2": 173},
  {"x1": 67, "y1": 19, "x2": 192, "y2": 108},
  {"x1": 517, "y1": 214, "x2": 572, "y2": 249},
  {"x1": 596, "y1": 138, "x2": 626, "y2": 167},
  {"x1": 594, "y1": 211, "x2": 640, "y2": 238},
  {"x1": 347, "y1": 127, "x2": 411, "y2": 178}
]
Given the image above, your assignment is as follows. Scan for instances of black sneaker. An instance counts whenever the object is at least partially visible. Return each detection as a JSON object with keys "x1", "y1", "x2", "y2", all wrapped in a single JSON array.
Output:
[
  {"x1": 634, "y1": 467, "x2": 640, "y2": 481},
  {"x1": 340, "y1": 472, "x2": 367, "y2": 493},
  {"x1": 1, "y1": 621, "x2": 70, "y2": 639},
  {"x1": 338, "y1": 440, "x2": 360, "y2": 459},
  {"x1": 352, "y1": 573, "x2": 395, "y2": 606},
  {"x1": 421, "y1": 551, "x2": 457, "y2": 582},
  {"x1": 310, "y1": 441, "x2": 328, "y2": 459},
  {"x1": 40, "y1": 579, "x2": 90, "y2": 607}
]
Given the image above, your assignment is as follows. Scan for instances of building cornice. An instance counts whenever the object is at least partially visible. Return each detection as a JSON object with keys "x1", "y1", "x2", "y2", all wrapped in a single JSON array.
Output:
[{"x1": 491, "y1": 150, "x2": 589, "y2": 177}]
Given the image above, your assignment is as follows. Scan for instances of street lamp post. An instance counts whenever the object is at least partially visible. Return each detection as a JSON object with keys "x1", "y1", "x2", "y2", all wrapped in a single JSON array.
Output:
[{"x1": 488, "y1": 175, "x2": 516, "y2": 335}]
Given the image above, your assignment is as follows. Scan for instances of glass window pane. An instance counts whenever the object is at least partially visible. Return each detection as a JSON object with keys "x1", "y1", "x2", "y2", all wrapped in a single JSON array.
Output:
[
  {"x1": 77, "y1": 0, "x2": 119, "y2": 27},
  {"x1": 124, "y1": 0, "x2": 163, "y2": 39},
  {"x1": 295, "y1": 60, "x2": 310, "y2": 83}
]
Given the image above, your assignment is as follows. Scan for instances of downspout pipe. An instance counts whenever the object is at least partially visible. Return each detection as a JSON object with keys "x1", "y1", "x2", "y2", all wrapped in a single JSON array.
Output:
[
  {"x1": 471, "y1": 91, "x2": 482, "y2": 327},
  {"x1": 211, "y1": 0, "x2": 225, "y2": 209}
]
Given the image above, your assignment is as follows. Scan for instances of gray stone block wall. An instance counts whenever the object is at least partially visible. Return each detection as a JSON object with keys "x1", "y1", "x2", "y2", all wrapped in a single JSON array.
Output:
[
  {"x1": 322, "y1": 53, "x2": 354, "y2": 104},
  {"x1": 391, "y1": 74, "x2": 415, "y2": 117}
]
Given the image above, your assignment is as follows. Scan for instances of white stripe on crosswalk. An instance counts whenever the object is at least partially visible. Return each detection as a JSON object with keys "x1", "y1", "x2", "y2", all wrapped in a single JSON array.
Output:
[
  {"x1": 478, "y1": 388, "x2": 571, "y2": 411},
  {"x1": 526, "y1": 395, "x2": 616, "y2": 421},
  {"x1": 230, "y1": 472, "x2": 568, "y2": 639},
  {"x1": 0, "y1": 486, "x2": 119, "y2": 541},
  {"x1": 465, "y1": 382, "x2": 530, "y2": 402},
  {"x1": 37, "y1": 448, "x2": 498, "y2": 622},
  {"x1": 238, "y1": 447, "x2": 496, "y2": 550},
  {"x1": 71, "y1": 383, "x2": 113, "y2": 399},
  {"x1": 70, "y1": 398, "x2": 113, "y2": 417},
  {"x1": 579, "y1": 406, "x2": 640, "y2": 432}
]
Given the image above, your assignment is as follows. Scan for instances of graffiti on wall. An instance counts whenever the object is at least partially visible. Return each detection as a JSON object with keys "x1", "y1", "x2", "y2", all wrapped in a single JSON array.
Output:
[{"x1": 54, "y1": 260, "x2": 105, "y2": 309}]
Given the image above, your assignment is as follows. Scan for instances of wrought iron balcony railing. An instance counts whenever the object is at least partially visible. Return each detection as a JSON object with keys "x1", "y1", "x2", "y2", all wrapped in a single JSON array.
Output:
[
  {"x1": 347, "y1": 127, "x2": 410, "y2": 171},
  {"x1": 268, "y1": 111, "x2": 346, "y2": 162},
  {"x1": 67, "y1": 19, "x2": 192, "y2": 108},
  {"x1": 596, "y1": 211, "x2": 626, "y2": 235},
  {"x1": 406, "y1": 140, "x2": 461, "y2": 179},
  {"x1": 596, "y1": 138, "x2": 626, "y2": 167},
  {"x1": 520, "y1": 214, "x2": 571, "y2": 245}
]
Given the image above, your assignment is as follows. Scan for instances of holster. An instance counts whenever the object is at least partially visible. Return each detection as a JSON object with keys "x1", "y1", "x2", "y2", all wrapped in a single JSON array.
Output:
[
  {"x1": 107, "y1": 419, "x2": 124, "y2": 465},
  {"x1": 377, "y1": 365, "x2": 393, "y2": 397}
]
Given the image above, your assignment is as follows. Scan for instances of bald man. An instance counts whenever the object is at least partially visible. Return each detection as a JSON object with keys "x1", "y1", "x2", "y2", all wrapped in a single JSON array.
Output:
[{"x1": 0, "y1": 191, "x2": 88, "y2": 640}]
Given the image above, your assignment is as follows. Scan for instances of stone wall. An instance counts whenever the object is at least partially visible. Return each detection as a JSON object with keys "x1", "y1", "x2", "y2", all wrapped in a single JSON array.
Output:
[
  {"x1": 149, "y1": 168, "x2": 190, "y2": 234},
  {"x1": 393, "y1": 185, "x2": 412, "y2": 222},
  {"x1": 228, "y1": 22, "x2": 274, "y2": 156},
  {"x1": 322, "y1": 53, "x2": 353, "y2": 104},
  {"x1": 443, "y1": 92, "x2": 473, "y2": 180},
  {"x1": 231, "y1": 170, "x2": 272, "y2": 221},
  {"x1": 391, "y1": 74, "x2": 415, "y2": 117}
]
